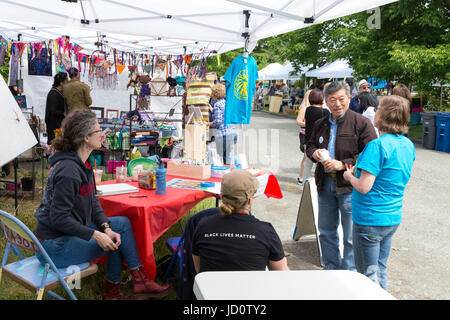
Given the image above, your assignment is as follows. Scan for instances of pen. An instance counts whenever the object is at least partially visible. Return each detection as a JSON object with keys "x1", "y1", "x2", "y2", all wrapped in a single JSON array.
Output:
[{"x1": 129, "y1": 195, "x2": 147, "y2": 198}]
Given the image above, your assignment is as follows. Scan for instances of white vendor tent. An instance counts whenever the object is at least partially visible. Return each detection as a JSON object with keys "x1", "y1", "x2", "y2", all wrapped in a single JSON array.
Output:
[
  {"x1": 0, "y1": 75, "x2": 37, "y2": 167},
  {"x1": 257, "y1": 63, "x2": 283, "y2": 80},
  {"x1": 305, "y1": 59, "x2": 354, "y2": 79},
  {"x1": 266, "y1": 62, "x2": 312, "y2": 80},
  {"x1": 0, "y1": 0, "x2": 399, "y2": 161},
  {"x1": 0, "y1": 0, "x2": 398, "y2": 55}
]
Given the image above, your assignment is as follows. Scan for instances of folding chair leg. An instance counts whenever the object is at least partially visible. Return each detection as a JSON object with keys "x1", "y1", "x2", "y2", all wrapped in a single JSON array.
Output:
[
  {"x1": 36, "y1": 288, "x2": 45, "y2": 300},
  {"x1": 0, "y1": 268, "x2": 2, "y2": 285}
]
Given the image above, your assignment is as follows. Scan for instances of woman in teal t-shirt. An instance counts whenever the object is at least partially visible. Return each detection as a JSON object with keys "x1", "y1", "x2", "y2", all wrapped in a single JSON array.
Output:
[{"x1": 343, "y1": 95, "x2": 415, "y2": 290}]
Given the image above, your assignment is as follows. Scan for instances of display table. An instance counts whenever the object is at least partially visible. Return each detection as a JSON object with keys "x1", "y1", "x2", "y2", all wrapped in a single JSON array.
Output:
[
  {"x1": 96, "y1": 172, "x2": 282, "y2": 280},
  {"x1": 193, "y1": 270, "x2": 396, "y2": 300}
]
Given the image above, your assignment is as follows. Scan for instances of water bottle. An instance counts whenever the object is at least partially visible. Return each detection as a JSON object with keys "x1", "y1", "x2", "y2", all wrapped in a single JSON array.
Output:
[{"x1": 155, "y1": 161, "x2": 166, "y2": 195}]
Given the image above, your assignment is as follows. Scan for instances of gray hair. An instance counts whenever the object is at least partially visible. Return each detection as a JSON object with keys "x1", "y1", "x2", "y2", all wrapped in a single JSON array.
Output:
[
  {"x1": 53, "y1": 110, "x2": 97, "y2": 152},
  {"x1": 324, "y1": 81, "x2": 351, "y2": 99}
]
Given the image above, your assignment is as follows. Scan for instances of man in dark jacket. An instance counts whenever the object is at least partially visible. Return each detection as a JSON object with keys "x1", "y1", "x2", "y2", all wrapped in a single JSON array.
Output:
[
  {"x1": 306, "y1": 81, "x2": 377, "y2": 271},
  {"x1": 349, "y1": 79, "x2": 379, "y2": 112}
]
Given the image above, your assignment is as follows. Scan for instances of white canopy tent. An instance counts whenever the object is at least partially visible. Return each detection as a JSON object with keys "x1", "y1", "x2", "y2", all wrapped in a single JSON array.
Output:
[
  {"x1": 305, "y1": 59, "x2": 354, "y2": 79},
  {"x1": 257, "y1": 63, "x2": 283, "y2": 80},
  {"x1": 265, "y1": 62, "x2": 312, "y2": 80},
  {"x1": 0, "y1": 0, "x2": 399, "y2": 164},
  {"x1": 0, "y1": 0, "x2": 398, "y2": 55}
]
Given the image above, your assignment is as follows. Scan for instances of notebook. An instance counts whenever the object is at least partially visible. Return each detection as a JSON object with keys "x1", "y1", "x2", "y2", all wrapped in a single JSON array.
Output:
[{"x1": 96, "y1": 183, "x2": 140, "y2": 196}]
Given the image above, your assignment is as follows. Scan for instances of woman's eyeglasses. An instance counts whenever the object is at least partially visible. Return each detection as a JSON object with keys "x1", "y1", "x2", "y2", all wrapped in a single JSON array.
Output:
[{"x1": 88, "y1": 129, "x2": 103, "y2": 136}]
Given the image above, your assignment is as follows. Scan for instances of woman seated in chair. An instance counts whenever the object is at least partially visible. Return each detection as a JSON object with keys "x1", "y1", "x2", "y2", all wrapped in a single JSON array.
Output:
[
  {"x1": 33, "y1": 110, "x2": 171, "y2": 300},
  {"x1": 192, "y1": 170, "x2": 289, "y2": 273}
]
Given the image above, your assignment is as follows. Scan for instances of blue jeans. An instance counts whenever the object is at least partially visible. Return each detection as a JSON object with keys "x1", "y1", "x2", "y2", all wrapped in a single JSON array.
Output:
[
  {"x1": 353, "y1": 223, "x2": 399, "y2": 290},
  {"x1": 36, "y1": 216, "x2": 142, "y2": 284},
  {"x1": 318, "y1": 175, "x2": 355, "y2": 271}
]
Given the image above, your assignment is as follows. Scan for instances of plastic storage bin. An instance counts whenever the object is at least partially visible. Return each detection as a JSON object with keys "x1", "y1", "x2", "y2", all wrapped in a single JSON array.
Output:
[
  {"x1": 434, "y1": 113, "x2": 450, "y2": 153},
  {"x1": 421, "y1": 112, "x2": 438, "y2": 149},
  {"x1": 408, "y1": 112, "x2": 422, "y2": 125}
]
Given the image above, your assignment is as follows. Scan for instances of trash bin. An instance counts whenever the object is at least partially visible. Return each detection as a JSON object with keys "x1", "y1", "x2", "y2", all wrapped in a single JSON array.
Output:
[
  {"x1": 408, "y1": 112, "x2": 422, "y2": 125},
  {"x1": 421, "y1": 112, "x2": 438, "y2": 149},
  {"x1": 434, "y1": 113, "x2": 450, "y2": 153}
]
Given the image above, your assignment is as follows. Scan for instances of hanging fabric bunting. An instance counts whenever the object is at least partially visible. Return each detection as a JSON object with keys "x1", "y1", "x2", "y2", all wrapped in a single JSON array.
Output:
[{"x1": 116, "y1": 64, "x2": 125, "y2": 75}]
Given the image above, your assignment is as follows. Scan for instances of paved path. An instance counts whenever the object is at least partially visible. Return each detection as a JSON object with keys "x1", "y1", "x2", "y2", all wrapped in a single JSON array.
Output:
[{"x1": 245, "y1": 111, "x2": 450, "y2": 300}]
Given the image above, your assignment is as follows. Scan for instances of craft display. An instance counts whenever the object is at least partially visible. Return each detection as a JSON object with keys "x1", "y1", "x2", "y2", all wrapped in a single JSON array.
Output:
[{"x1": 27, "y1": 47, "x2": 52, "y2": 76}]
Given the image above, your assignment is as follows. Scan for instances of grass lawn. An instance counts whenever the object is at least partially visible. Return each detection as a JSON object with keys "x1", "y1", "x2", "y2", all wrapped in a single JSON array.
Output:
[
  {"x1": 408, "y1": 124, "x2": 423, "y2": 140},
  {"x1": 0, "y1": 166, "x2": 215, "y2": 300}
]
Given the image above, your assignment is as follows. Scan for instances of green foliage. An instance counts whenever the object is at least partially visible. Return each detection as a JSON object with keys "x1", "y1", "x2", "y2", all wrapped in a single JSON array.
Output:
[
  {"x1": 206, "y1": 38, "x2": 285, "y2": 77},
  {"x1": 265, "y1": 0, "x2": 449, "y2": 100}
]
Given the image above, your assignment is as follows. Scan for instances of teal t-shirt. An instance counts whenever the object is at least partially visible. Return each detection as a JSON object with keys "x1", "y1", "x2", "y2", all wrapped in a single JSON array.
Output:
[
  {"x1": 223, "y1": 55, "x2": 258, "y2": 125},
  {"x1": 351, "y1": 134, "x2": 415, "y2": 226}
]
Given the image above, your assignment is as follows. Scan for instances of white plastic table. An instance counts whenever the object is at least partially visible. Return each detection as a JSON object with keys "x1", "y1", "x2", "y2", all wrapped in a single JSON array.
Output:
[{"x1": 193, "y1": 270, "x2": 396, "y2": 300}]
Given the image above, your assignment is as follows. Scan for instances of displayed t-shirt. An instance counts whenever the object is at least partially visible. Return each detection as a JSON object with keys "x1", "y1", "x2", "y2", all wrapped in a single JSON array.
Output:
[
  {"x1": 223, "y1": 55, "x2": 258, "y2": 125},
  {"x1": 351, "y1": 134, "x2": 415, "y2": 226},
  {"x1": 192, "y1": 208, "x2": 285, "y2": 273}
]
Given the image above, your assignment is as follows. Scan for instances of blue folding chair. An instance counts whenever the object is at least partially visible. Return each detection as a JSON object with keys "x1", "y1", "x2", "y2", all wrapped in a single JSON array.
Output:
[
  {"x1": 0, "y1": 210, "x2": 98, "y2": 300},
  {"x1": 162, "y1": 232, "x2": 185, "y2": 283}
]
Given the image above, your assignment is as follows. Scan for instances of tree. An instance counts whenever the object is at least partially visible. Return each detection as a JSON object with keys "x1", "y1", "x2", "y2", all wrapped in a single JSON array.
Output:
[
  {"x1": 269, "y1": 0, "x2": 449, "y2": 92},
  {"x1": 206, "y1": 38, "x2": 284, "y2": 77}
]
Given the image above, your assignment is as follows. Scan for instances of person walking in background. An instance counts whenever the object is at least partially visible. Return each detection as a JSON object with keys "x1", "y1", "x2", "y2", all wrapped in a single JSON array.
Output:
[
  {"x1": 343, "y1": 95, "x2": 415, "y2": 289},
  {"x1": 357, "y1": 91, "x2": 380, "y2": 136},
  {"x1": 209, "y1": 83, "x2": 237, "y2": 165},
  {"x1": 45, "y1": 72, "x2": 68, "y2": 145},
  {"x1": 392, "y1": 83, "x2": 412, "y2": 104},
  {"x1": 302, "y1": 88, "x2": 330, "y2": 184},
  {"x1": 64, "y1": 67, "x2": 93, "y2": 115},
  {"x1": 306, "y1": 81, "x2": 377, "y2": 271},
  {"x1": 350, "y1": 79, "x2": 379, "y2": 113},
  {"x1": 296, "y1": 89, "x2": 311, "y2": 185}
]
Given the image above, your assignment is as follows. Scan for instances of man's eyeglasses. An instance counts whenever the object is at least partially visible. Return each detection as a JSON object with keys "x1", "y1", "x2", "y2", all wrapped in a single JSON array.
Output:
[{"x1": 327, "y1": 97, "x2": 348, "y2": 104}]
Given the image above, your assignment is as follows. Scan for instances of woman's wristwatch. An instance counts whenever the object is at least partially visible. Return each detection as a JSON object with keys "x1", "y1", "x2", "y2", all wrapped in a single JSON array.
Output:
[{"x1": 100, "y1": 222, "x2": 111, "y2": 233}]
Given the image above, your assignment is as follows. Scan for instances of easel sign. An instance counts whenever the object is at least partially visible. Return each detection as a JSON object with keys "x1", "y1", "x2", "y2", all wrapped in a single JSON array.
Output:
[
  {"x1": 0, "y1": 76, "x2": 37, "y2": 168},
  {"x1": 292, "y1": 178, "x2": 323, "y2": 266}
]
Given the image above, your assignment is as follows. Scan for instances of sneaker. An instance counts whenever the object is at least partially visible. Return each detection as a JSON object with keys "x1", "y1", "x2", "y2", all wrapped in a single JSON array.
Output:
[{"x1": 297, "y1": 177, "x2": 303, "y2": 185}]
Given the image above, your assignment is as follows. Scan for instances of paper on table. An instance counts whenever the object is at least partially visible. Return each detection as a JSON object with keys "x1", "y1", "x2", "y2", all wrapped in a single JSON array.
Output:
[{"x1": 96, "y1": 183, "x2": 140, "y2": 196}]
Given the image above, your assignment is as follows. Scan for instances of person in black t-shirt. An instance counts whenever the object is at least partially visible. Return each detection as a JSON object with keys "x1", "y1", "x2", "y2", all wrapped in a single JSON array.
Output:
[
  {"x1": 192, "y1": 170, "x2": 289, "y2": 273},
  {"x1": 301, "y1": 88, "x2": 330, "y2": 183},
  {"x1": 45, "y1": 72, "x2": 68, "y2": 144}
]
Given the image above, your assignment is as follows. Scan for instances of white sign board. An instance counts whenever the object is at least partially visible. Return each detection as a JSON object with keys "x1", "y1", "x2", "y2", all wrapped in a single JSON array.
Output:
[{"x1": 0, "y1": 76, "x2": 38, "y2": 167}]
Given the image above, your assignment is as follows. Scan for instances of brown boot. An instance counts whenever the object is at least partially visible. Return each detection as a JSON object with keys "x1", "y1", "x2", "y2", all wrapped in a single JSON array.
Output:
[
  {"x1": 102, "y1": 279, "x2": 134, "y2": 300},
  {"x1": 130, "y1": 266, "x2": 171, "y2": 299}
]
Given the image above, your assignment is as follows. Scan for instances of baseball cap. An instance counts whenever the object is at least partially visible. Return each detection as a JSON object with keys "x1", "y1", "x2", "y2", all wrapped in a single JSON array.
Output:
[
  {"x1": 220, "y1": 170, "x2": 259, "y2": 203},
  {"x1": 358, "y1": 79, "x2": 370, "y2": 88}
]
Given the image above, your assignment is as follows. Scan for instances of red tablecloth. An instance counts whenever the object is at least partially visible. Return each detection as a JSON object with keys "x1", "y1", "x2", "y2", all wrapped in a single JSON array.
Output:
[{"x1": 96, "y1": 172, "x2": 282, "y2": 279}]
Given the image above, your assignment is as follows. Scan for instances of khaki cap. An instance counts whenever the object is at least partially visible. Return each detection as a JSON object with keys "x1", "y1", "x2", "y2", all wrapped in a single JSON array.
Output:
[{"x1": 221, "y1": 170, "x2": 259, "y2": 203}]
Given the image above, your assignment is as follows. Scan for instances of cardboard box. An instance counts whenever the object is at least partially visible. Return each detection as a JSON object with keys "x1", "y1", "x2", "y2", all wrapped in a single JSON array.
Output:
[{"x1": 167, "y1": 161, "x2": 211, "y2": 179}]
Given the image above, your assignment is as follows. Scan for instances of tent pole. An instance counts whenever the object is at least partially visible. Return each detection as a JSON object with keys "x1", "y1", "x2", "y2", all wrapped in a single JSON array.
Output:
[{"x1": 242, "y1": 10, "x2": 250, "y2": 58}]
